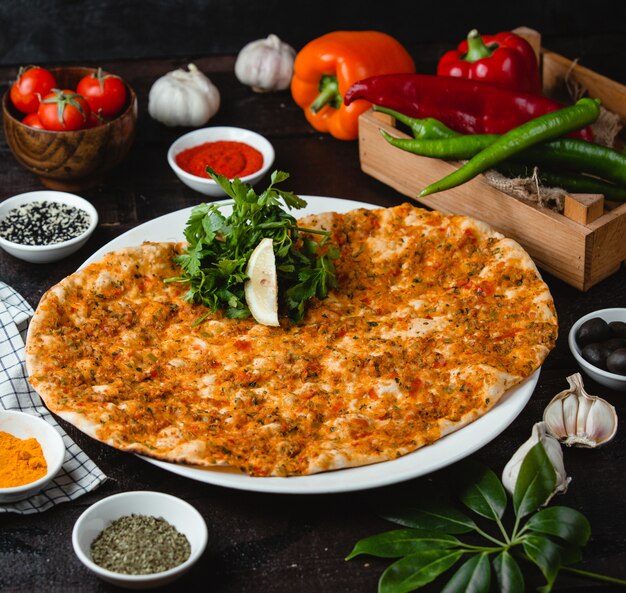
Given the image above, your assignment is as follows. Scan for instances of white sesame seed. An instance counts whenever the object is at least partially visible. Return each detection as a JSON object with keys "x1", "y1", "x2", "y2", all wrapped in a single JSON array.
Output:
[{"x1": 0, "y1": 201, "x2": 91, "y2": 246}]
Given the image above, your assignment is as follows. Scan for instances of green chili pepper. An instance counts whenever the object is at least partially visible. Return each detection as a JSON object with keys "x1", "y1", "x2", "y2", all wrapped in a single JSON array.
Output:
[
  {"x1": 519, "y1": 139, "x2": 626, "y2": 186},
  {"x1": 417, "y1": 98, "x2": 602, "y2": 197},
  {"x1": 380, "y1": 129, "x2": 626, "y2": 187},
  {"x1": 373, "y1": 105, "x2": 459, "y2": 139},
  {"x1": 380, "y1": 129, "x2": 493, "y2": 159},
  {"x1": 377, "y1": 101, "x2": 626, "y2": 193},
  {"x1": 496, "y1": 163, "x2": 626, "y2": 203}
]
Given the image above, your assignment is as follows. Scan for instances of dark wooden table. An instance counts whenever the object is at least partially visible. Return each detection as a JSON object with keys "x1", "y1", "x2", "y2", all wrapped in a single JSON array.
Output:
[{"x1": 1, "y1": 42, "x2": 625, "y2": 593}]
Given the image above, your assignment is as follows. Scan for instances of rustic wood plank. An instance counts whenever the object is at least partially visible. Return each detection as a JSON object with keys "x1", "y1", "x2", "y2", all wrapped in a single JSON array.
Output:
[
  {"x1": 542, "y1": 49, "x2": 626, "y2": 123},
  {"x1": 585, "y1": 201, "x2": 626, "y2": 289}
]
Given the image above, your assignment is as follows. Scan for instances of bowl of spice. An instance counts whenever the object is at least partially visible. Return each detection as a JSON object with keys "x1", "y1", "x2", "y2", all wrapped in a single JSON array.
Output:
[
  {"x1": 0, "y1": 190, "x2": 98, "y2": 263},
  {"x1": 72, "y1": 490, "x2": 208, "y2": 589},
  {"x1": 0, "y1": 410, "x2": 66, "y2": 503},
  {"x1": 167, "y1": 125, "x2": 275, "y2": 196}
]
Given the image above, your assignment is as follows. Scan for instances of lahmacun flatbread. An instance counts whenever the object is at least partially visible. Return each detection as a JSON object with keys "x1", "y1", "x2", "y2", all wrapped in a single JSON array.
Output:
[{"x1": 25, "y1": 203, "x2": 557, "y2": 476}]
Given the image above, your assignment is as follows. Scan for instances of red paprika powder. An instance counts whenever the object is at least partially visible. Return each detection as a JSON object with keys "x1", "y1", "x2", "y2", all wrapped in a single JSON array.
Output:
[{"x1": 175, "y1": 141, "x2": 264, "y2": 179}]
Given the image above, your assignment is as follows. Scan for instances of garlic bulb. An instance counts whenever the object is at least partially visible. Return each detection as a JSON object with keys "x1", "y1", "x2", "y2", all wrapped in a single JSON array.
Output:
[
  {"x1": 148, "y1": 63, "x2": 220, "y2": 127},
  {"x1": 234, "y1": 34, "x2": 295, "y2": 93},
  {"x1": 502, "y1": 421, "x2": 570, "y2": 505},
  {"x1": 543, "y1": 373, "x2": 618, "y2": 447}
]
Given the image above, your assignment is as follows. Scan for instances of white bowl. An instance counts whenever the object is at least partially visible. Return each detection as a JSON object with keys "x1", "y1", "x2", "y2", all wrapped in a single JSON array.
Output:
[
  {"x1": 72, "y1": 491, "x2": 208, "y2": 589},
  {"x1": 568, "y1": 307, "x2": 626, "y2": 391},
  {"x1": 0, "y1": 410, "x2": 66, "y2": 503},
  {"x1": 0, "y1": 190, "x2": 98, "y2": 263},
  {"x1": 167, "y1": 125, "x2": 275, "y2": 197}
]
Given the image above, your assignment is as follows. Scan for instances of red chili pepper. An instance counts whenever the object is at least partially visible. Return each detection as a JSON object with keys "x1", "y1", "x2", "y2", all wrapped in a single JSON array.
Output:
[
  {"x1": 437, "y1": 29, "x2": 541, "y2": 94},
  {"x1": 344, "y1": 73, "x2": 594, "y2": 141}
]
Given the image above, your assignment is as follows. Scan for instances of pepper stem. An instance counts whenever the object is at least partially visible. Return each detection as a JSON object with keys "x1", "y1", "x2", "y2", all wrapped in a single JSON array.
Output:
[
  {"x1": 463, "y1": 29, "x2": 495, "y2": 62},
  {"x1": 310, "y1": 75, "x2": 341, "y2": 114}
]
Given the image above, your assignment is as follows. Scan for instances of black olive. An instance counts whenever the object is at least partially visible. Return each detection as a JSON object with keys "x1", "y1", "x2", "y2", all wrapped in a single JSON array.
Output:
[
  {"x1": 581, "y1": 343, "x2": 611, "y2": 370},
  {"x1": 576, "y1": 317, "x2": 611, "y2": 347},
  {"x1": 609, "y1": 320, "x2": 626, "y2": 339},
  {"x1": 603, "y1": 337, "x2": 626, "y2": 352},
  {"x1": 606, "y1": 348, "x2": 626, "y2": 375}
]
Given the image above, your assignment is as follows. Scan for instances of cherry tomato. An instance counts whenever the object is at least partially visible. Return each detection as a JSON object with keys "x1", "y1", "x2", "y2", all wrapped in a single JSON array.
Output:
[
  {"x1": 22, "y1": 113, "x2": 45, "y2": 129},
  {"x1": 10, "y1": 66, "x2": 57, "y2": 114},
  {"x1": 37, "y1": 89, "x2": 91, "y2": 131},
  {"x1": 86, "y1": 110, "x2": 105, "y2": 128},
  {"x1": 76, "y1": 68, "x2": 127, "y2": 118}
]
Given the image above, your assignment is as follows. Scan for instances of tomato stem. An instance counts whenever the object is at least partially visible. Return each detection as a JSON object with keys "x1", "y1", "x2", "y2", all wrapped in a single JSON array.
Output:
[
  {"x1": 41, "y1": 88, "x2": 88, "y2": 128},
  {"x1": 96, "y1": 66, "x2": 106, "y2": 92}
]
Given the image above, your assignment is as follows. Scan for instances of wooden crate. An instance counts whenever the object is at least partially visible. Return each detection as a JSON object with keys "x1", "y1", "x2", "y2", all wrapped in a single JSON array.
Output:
[{"x1": 357, "y1": 28, "x2": 626, "y2": 291}]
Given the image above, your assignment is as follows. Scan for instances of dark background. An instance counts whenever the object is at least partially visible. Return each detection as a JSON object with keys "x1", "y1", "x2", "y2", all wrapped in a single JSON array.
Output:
[
  {"x1": 1, "y1": 3, "x2": 626, "y2": 593},
  {"x1": 0, "y1": 0, "x2": 625, "y2": 77}
]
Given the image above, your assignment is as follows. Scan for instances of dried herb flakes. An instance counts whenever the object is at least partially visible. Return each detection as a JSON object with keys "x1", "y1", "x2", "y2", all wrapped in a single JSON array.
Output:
[{"x1": 90, "y1": 514, "x2": 191, "y2": 575}]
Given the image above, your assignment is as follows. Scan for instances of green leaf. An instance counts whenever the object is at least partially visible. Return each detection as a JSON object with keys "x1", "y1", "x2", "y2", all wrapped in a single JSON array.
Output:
[
  {"x1": 206, "y1": 166, "x2": 236, "y2": 195},
  {"x1": 525, "y1": 506, "x2": 591, "y2": 547},
  {"x1": 492, "y1": 551, "x2": 525, "y2": 593},
  {"x1": 167, "y1": 169, "x2": 336, "y2": 324},
  {"x1": 346, "y1": 529, "x2": 460, "y2": 560},
  {"x1": 201, "y1": 209, "x2": 228, "y2": 240},
  {"x1": 458, "y1": 459, "x2": 507, "y2": 521},
  {"x1": 270, "y1": 169, "x2": 290, "y2": 185},
  {"x1": 522, "y1": 533, "x2": 561, "y2": 592},
  {"x1": 513, "y1": 442, "x2": 557, "y2": 519},
  {"x1": 379, "y1": 549, "x2": 464, "y2": 593},
  {"x1": 380, "y1": 496, "x2": 477, "y2": 534},
  {"x1": 440, "y1": 552, "x2": 491, "y2": 593}
]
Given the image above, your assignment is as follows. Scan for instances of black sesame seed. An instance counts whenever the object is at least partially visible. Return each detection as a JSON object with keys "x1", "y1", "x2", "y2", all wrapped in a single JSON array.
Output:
[{"x1": 0, "y1": 201, "x2": 91, "y2": 246}]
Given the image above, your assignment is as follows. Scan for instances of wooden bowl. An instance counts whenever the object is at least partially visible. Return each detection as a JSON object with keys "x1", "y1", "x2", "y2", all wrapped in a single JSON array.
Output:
[{"x1": 2, "y1": 67, "x2": 138, "y2": 191}]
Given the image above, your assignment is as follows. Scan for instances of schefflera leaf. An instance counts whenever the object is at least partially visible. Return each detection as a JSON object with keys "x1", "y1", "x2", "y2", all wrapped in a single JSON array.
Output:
[
  {"x1": 522, "y1": 533, "x2": 562, "y2": 592},
  {"x1": 380, "y1": 496, "x2": 477, "y2": 534},
  {"x1": 440, "y1": 552, "x2": 491, "y2": 593},
  {"x1": 525, "y1": 506, "x2": 591, "y2": 548},
  {"x1": 493, "y1": 551, "x2": 525, "y2": 593},
  {"x1": 379, "y1": 549, "x2": 464, "y2": 593},
  {"x1": 458, "y1": 459, "x2": 508, "y2": 520},
  {"x1": 345, "y1": 529, "x2": 460, "y2": 560},
  {"x1": 513, "y1": 441, "x2": 558, "y2": 519}
]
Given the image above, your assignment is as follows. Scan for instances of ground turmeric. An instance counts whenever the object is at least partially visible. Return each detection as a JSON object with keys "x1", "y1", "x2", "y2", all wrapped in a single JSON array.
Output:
[{"x1": 0, "y1": 431, "x2": 47, "y2": 488}]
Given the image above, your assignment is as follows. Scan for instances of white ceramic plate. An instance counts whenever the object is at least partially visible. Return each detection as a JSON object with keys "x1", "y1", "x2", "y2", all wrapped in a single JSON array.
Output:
[{"x1": 81, "y1": 196, "x2": 539, "y2": 494}]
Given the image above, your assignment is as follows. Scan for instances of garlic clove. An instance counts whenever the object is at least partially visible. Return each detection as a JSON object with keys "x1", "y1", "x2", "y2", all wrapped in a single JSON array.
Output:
[
  {"x1": 561, "y1": 392, "x2": 579, "y2": 437},
  {"x1": 543, "y1": 373, "x2": 618, "y2": 448},
  {"x1": 543, "y1": 397, "x2": 568, "y2": 439},
  {"x1": 584, "y1": 399, "x2": 618, "y2": 446},
  {"x1": 575, "y1": 393, "x2": 593, "y2": 435},
  {"x1": 502, "y1": 421, "x2": 570, "y2": 505}
]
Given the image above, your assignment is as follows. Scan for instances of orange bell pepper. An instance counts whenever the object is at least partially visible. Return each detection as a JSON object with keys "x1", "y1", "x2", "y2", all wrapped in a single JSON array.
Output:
[{"x1": 290, "y1": 31, "x2": 415, "y2": 140}]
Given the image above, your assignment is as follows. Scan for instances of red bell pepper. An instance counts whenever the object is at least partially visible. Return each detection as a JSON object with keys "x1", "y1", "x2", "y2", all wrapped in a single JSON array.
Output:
[
  {"x1": 437, "y1": 29, "x2": 541, "y2": 94},
  {"x1": 344, "y1": 73, "x2": 594, "y2": 142}
]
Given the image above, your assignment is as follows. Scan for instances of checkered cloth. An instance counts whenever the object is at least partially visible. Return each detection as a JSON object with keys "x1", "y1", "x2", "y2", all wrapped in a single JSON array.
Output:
[{"x1": 0, "y1": 281, "x2": 107, "y2": 514}]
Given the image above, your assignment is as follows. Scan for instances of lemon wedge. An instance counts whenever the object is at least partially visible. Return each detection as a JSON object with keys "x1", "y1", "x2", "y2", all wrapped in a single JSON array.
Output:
[{"x1": 244, "y1": 237, "x2": 280, "y2": 327}]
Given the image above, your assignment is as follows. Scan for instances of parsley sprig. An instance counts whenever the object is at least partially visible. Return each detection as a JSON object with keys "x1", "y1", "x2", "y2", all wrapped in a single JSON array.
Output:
[
  {"x1": 167, "y1": 169, "x2": 339, "y2": 323},
  {"x1": 347, "y1": 443, "x2": 626, "y2": 592}
]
